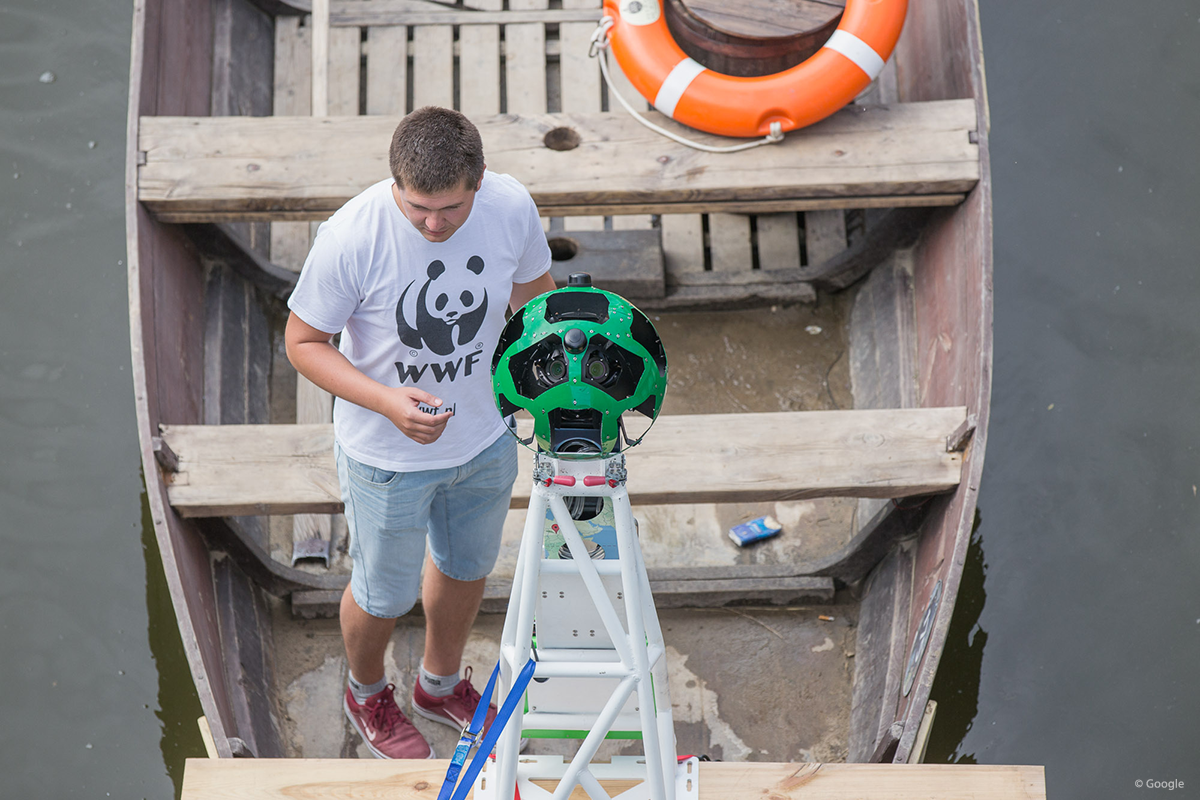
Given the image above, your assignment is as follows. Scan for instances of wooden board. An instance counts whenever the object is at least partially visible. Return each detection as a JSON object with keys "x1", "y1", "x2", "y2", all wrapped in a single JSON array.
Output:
[
  {"x1": 366, "y1": 25, "x2": 408, "y2": 115},
  {"x1": 269, "y1": 16, "x2": 313, "y2": 272},
  {"x1": 505, "y1": 0, "x2": 548, "y2": 115},
  {"x1": 160, "y1": 406, "x2": 966, "y2": 517},
  {"x1": 411, "y1": 24, "x2": 454, "y2": 108},
  {"x1": 292, "y1": 573, "x2": 836, "y2": 617},
  {"x1": 331, "y1": 1, "x2": 604, "y2": 26},
  {"x1": 545, "y1": 227, "x2": 665, "y2": 299},
  {"x1": 137, "y1": 100, "x2": 980, "y2": 219},
  {"x1": 180, "y1": 758, "x2": 1045, "y2": 800},
  {"x1": 457, "y1": 0, "x2": 501, "y2": 116}
]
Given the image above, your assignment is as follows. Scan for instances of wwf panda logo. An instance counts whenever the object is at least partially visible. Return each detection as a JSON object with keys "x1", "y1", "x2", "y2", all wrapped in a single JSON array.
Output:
[{"x1": 396, "y1": 256, "x2": 488, "y2": 357}]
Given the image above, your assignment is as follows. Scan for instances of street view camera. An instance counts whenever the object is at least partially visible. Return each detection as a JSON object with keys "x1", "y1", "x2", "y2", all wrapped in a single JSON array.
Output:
[{"x1": 491, "y1": 273, "x2": 667, "y2": 458}]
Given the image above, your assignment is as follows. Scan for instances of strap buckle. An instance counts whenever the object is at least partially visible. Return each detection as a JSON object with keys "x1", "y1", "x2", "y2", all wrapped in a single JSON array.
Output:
[{"x1": 458, "y1": 722, "x2": 484, "y2": 750}]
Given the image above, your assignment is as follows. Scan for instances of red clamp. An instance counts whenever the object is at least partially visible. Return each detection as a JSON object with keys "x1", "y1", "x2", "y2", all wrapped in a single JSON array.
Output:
[
  {"x1": 551, "y1": 475, "x2": 576, "y2": 487},
  {"x1": 582, "y1": 476, "x2": 607, "y2": 487}
]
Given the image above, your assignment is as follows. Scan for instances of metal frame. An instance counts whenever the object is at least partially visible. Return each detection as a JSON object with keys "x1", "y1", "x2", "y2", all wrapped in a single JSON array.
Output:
[{"x1": 479, "y1": 453, "x2": 688, "y2": 800}]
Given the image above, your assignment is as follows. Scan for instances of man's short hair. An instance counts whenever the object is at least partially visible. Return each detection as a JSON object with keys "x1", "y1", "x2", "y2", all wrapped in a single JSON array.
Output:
[{"x1": 389, "y1": 106, "x2": 485, "y2": 194}]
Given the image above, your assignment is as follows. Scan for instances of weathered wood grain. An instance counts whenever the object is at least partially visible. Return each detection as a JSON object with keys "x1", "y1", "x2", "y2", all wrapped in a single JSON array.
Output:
[
  {"x1": 180, "y1": 758, "x2": 1046, "y2": 800},
  {"x1": 160, "y1": 407, "x2": 966, "y2": 517},
  {"x1": 137, "y1": 100, "x2": 979, "y2": 219},
  {"x1": 331, "y1": 0, "x2": 603, "y2": 26}
]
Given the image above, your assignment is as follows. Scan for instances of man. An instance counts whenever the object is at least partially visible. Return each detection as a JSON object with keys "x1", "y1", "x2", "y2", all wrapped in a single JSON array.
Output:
[{"x1": 286, "y1": 106, "x2": 556, "y2": 759}]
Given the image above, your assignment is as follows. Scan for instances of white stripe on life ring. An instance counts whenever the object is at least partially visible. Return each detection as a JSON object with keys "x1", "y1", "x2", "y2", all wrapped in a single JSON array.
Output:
[
  {"x1": 824, "y1": 29, "x2": 886, "y2": 80},
  {"x1": 653, "y1": 57, "x2": 707, "y2": 119}
]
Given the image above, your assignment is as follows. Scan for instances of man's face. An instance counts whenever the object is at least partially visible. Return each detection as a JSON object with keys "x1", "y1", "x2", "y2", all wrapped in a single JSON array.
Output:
[{"x1": 392, "y1": 175, "x2": 483, "y2": 243}]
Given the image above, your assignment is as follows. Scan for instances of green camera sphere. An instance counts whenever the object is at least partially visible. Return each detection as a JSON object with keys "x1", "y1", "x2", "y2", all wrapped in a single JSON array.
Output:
[{"x1": 491, "y1": 275, "x2": 667, "y2": 457}]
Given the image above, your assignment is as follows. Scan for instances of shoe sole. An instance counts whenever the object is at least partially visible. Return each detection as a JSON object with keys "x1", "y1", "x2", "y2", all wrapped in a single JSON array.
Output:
[
  {"x1": 343, "y1": 694, "x2": 435, "y2": 760},
  {"x1": 412, "y1": 703, "x2": 529, "y2": 752}
]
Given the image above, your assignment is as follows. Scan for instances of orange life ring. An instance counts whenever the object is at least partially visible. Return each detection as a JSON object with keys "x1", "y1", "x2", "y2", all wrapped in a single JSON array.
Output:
[{"x1": 600, "y1": 0, "x2": 908, "y2": 138}]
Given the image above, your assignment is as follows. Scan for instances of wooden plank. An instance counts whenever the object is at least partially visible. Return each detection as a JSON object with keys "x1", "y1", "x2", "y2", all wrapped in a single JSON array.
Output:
[
  {"x1": 545, "y1": 228, "x2": 664, "y2": 298},
  {"x1": 756, "y1": 212, "x2": 802, "y2": 271},
  {"x1": 411, "y1": 24, "x2": 453, "y2": 108},
  {"x1": 271, "y1": 16, "x2": 314, "y2": 271},
  {"x1": 311, "y1": 0, "x2": 330, "y2": 116},
  {"x1": 457, "y1": 0, "x2": 501, "y2": 116},
  {"x1": 805, "y1": 209, "x2": 848, "y2": 266},
  {"x1": 328, "y1": 25, "x2": 362, "y2": 114},
  {"x1": 332, "y1": 1, "x2": 602, "y2": 27},
  {"x1": 138, "y1": 100, "x2": 980, "y2": 219},
  {"x1": 294, "y1": 10, "x2": 361, "y2": 563},
  {"x1": 162, "y1": 195, "x2": 964, "y2": 225},
  {"x1": 196, "y1": 717, "x2": 218, "y2": 760},
  {"x1": 160, "y1": 406, "x2": 967, "y2": 517},
  {"x1": 504, "y1": 0, "x2": 548, "y2": 115},
  {"x1": 559, "y1": 0, "x2": 603, "y2": 232},
  {"x1": 708, "y1": 213, "x2": 752, "y2": 273},
  {"x1": 291, "y1": 574, "x2": 834, "y2": 617},
  {"x1": 660, "y1": 214, "x2": 705, "y2": 278},
  {"x1": 366, "y1": 25, "x2": 408, "y2": 115},
  {"x1": 181, "y1": 759, "x2": 1046, "y2": 800}
]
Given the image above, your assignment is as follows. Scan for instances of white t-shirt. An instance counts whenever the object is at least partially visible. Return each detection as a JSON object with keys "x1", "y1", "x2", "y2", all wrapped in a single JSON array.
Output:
[{"x1": 288, "y1": 172, "x2": 551, "y2": 471}]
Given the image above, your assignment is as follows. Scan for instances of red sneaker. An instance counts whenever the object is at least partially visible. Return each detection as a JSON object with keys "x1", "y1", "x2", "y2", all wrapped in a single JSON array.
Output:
[
  {"x1": 343, "y1": 684, "x2": 435, "y2": 759},
  {"x1": 412, "y1": 666, "x2": 499, "y2": 732}
]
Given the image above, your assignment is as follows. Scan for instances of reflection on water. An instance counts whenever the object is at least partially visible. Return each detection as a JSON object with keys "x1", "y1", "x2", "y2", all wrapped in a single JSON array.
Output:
[
  {"x1": 926, "y1": 509, "x2": 987, "y2": 763},
  {"x1": 141, "y1": 480, "x2": 206, "y2": 796}
]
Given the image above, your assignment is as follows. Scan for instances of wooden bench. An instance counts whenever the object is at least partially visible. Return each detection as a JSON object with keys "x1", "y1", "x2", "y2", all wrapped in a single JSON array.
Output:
[
  {"x1": 158, "y1": 407, "x2": 967, "y2": 517},
  {"x1": 137, "y1": 100, "x2": 979, "y2": 222},
  {"x1": 180, "y1": 758, "x2": 1045, "y2": 800}
]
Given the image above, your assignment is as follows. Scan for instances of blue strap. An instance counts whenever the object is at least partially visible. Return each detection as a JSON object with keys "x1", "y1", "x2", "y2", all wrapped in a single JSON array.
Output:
[{"x1": 438, "y1": 658, "x2": 537, "y2": 800}]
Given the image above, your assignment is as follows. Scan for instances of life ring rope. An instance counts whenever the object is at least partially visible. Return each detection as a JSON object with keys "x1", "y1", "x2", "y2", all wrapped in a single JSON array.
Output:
[{"x1": 589, "y1": 16, "x2": 785, "y2": 154}]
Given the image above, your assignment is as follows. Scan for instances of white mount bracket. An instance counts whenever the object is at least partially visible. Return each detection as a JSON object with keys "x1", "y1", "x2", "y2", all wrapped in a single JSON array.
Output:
[{"x1": 478, "y1": 453, "x2": 691, "y2": 800}]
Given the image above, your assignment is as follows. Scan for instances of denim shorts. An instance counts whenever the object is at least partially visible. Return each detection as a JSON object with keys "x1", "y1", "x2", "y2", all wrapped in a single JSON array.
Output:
[{"x1": 336, "y1": 433, "x2": 519, "y2": 619}]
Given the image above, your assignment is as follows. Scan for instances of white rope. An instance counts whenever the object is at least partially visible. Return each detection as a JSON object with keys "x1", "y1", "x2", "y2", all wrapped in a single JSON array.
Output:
[{"x1": 588, "y1": 17, "x2": 785, "y2": 154}]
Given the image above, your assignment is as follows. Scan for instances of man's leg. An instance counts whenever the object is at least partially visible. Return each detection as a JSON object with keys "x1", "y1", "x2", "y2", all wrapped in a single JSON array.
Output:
[
  {"x1": 412, "y1": 434, "x2": 517, "y2": 729},
  {"x1": 340, "y1": 584, "x2": 398, "y2": 685},
  {"x1": 420, "y1": 553, "x2": 487, "y2": 676}
]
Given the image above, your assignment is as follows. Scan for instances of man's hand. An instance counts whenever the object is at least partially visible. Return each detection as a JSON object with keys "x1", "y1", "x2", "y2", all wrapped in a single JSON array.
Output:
[
  {"x1": 286, "y1": 312, "x2": 455, "y2": 445},
  {"x1": 379, "y1": 387, "x2": 454, "y2": 445}
]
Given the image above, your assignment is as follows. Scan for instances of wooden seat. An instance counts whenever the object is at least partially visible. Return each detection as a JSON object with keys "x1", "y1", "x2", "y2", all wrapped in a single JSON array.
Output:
[
  {"x1": 137, "y1": 100, "x2": 979, "y2": 222},
  {"x1": 180, "y1": 758, "x2": 1045, "y2": 800},
  {"x1": 158, "y1": 407, "x2": 967, "y2": 518}
]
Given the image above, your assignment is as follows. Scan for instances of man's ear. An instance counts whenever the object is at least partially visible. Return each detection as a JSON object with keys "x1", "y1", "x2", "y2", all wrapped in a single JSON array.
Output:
[{"x1": 476, "y1": 167, "x2": 485, "y2": 191}]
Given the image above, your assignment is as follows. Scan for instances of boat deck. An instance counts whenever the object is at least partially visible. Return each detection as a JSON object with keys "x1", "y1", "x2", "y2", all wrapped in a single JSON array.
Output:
[{"x1": 132, "y1": 0, "x2": 989, "y2": 769}]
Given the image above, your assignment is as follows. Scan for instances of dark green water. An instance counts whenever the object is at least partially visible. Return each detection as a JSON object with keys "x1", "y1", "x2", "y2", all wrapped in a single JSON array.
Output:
[
  {"x1": 2, "y1": 0, "x2": 1198, "y2": 797},
  {"x1": 0, "y1": 1, "x2": 205, "y2": 797},
  {"x1": 925, "y1": 1, "x2": 1200, "y2": 797}
]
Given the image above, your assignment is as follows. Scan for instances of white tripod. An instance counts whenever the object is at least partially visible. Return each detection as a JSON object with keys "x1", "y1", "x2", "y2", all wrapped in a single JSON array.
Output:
[{"x1": 474, "y1": 452, "x2": 697, "y2": 800}]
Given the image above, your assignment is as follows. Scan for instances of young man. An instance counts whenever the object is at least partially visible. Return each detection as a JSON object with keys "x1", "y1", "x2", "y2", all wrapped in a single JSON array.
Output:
[{"x1": 286, "y1": 107, "x2": 555, "y2": 759}]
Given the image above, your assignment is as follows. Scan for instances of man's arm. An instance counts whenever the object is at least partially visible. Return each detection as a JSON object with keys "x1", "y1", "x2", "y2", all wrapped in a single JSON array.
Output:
[
  {"x1": 510, "y1": 271, "x2": 558, "y2": 312},
  {"x1": 284, "y1": 312, "x2": 452, "y2": 445}
]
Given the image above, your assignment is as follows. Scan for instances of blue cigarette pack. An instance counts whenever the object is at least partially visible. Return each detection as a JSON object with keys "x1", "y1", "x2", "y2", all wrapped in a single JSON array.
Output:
[{"x1": 728, "y1": 515, "x2": 783, "y2": 547}]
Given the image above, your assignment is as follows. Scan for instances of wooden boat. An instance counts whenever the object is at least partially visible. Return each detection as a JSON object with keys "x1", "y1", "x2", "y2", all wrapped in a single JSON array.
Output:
[{"x1": 125, "y1": 0, "x2": 992, "y2": 775}]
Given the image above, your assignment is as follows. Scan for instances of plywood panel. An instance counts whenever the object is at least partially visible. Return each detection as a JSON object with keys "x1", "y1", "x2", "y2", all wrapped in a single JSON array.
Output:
[{"x1": 180, "y1": 758, "x2": 1046, "y2": 800}]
